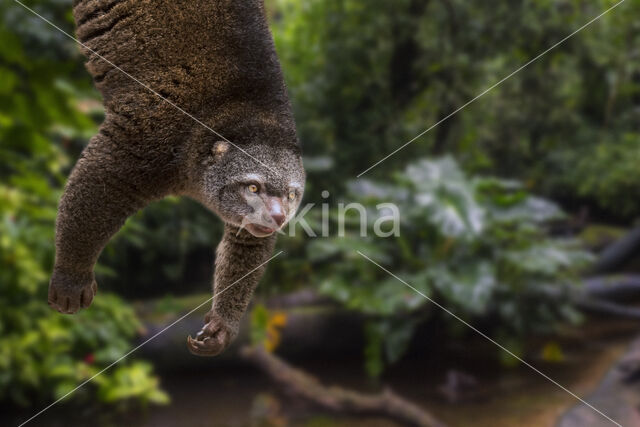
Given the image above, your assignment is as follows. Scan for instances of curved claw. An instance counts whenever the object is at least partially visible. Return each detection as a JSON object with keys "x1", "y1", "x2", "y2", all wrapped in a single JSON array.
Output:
[
  {"x1": 186, "y1": 320, "x2": 231, "y2": 357},
  {"x1": 187, "y1": 335, "x2": 224, "y2": 357}
]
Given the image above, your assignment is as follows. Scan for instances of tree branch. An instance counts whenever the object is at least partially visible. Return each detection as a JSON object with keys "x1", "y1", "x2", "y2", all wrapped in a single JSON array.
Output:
[{"x1": 240, "y1": 346, "x2": 446, "y2": 427}]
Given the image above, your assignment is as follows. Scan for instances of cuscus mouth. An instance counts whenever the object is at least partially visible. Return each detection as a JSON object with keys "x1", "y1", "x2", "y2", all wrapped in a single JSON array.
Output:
[
  {"x1": 248, "y1": 223, "x2": 276, "y2": 234},
  {"x1": 242, "y1": 222, "x2": 277, "y2": 237}
]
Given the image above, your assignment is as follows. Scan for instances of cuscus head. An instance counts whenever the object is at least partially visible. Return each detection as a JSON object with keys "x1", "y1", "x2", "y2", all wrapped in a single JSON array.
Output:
[{"x1": 201, "y1": 140, "x2": 305, "y2": 237}]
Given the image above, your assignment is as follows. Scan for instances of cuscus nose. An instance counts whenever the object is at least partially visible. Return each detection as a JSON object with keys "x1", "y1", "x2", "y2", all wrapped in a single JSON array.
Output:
[
  {"x1": 271, "y1": 212, "x2": 286, "y2": 227},
  {"x1": 268, "y1": 198, "x2": 286, "y2": 227}
]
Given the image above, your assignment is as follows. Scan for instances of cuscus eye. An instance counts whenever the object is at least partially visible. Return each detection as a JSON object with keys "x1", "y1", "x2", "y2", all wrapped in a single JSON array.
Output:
[
  {"x1": 288, "y1": 191, "x2": 296, "y2": 200},
  {"x1": 248, "y1": 184, "x2": 259, "y2": 193}
]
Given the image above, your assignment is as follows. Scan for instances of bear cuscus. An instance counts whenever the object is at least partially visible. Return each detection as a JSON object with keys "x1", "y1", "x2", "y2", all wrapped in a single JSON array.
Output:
[{"x1": 49, "y1": 0, "x2": 305, "y2": 356}]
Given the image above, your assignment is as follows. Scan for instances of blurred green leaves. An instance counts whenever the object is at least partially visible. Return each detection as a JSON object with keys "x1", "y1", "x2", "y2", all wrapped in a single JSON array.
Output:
[
  {"x1": 551, "y1": 134, "x2": 640, "y2": 217},
  {"x1": 0, "y1": 0, "x2": 165, "y2": 409},
  {"x1": 95, "y1": 362, "x2": 169, "y2": 407},
  {"x1": 267, "y1": 0, "x2": 636, "y2": 375},
  {"x1": 272, "y1": 0, "x2": 640, "y2": 219},
  {"x1": 312, "y1": 157, "x2": 592, "y2": 375}
]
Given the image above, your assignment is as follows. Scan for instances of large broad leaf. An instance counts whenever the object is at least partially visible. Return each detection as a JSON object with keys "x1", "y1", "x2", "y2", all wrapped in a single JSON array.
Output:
[
  {"x1": 491, "y1": 196, "x2": 564, "y2": 224},
  {"x1": 364, "y1": 317, "x2": 421, "y2": 377},
  {"x1": 502, "y1": 240, "x2": 594, "y2": 276},
  {"x1": 429, "y1": 262, "x2": 497, "y2": 315},
  {"x1": 307, "y1": 237, "x2": 389, "y2": 263},
  {"x1": 404, "y1": 157, "x2": 486, "y2": 238}
]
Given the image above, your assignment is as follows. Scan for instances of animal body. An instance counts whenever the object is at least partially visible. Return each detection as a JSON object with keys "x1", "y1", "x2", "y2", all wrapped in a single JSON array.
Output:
[{"x1": 48, "y1": 0, "x2": 305, "y2": 356}]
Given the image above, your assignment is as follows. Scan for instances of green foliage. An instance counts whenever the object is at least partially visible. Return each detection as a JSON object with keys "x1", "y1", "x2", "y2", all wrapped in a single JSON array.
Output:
[
  {"x1": 95, "y1": 362, "x2": 169, "y2": 407},
  {"x1": 272, "y1": 0, "x2": 640, "y2": 219},
  {"x1": 0, "y1": 0, "x2": 165, "y2": 408},
  {"x1": 250, "y1": 304, "x2": 271, "y2": 348},
  {"x1": 548, "y1": 134, "x2": 640, "y2": 217},
  {"x1": 311, "y1": 157, "x2": 592, "y2": 375},
  {"x1": 266, "y1": 0, "x2": 636, "y2": 372},
  {"x1": 364, "y1": 318, "x2": 418, "y2": 377}
]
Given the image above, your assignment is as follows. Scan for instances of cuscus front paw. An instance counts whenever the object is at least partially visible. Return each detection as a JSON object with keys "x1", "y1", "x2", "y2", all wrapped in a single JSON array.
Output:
[
  {"x1": 48, "y1": 271, "x2": 97, "y2": 314},
  {"x1": 187, "y1": 312, "x2": 234, "y2": 357}
]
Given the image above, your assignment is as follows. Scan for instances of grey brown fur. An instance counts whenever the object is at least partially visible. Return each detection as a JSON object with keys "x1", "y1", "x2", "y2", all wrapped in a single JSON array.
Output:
[{"x1": 49, "y1": 0, "x2": 305, "y2": 356}]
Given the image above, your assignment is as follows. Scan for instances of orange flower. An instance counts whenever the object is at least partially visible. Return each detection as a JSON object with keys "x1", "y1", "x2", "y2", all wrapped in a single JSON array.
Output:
[{"x1": 264, "y1": 312, "x2": 287, "y2": 352}]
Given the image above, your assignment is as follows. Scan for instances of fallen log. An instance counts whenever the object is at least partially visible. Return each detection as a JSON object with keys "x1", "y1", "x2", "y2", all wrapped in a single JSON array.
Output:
[
  {"x1": 591, "y1": 226, "x2": 640, "y2": 274},
  {"x1": 240, "y1": 346, "x2": 446, "y2": 427},
  {"x1": 583, "y1": 275, "x2": 640, "y2": 302},
  {"x1": 573, "y1": 298, "x2": 640, "y2": 321},
  {"x1": 566, "y1": 275, "x2": 640, "y2": 320}
]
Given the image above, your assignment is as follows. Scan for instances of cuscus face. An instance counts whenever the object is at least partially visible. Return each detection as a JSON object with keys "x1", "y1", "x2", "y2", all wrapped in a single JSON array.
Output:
[{"x1": 202, "y1": 141, "x2": 305, "y2": 237}]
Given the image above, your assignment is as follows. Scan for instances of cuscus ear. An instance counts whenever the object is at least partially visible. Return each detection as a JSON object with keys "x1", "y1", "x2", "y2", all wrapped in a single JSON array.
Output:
[{"x1": 212, "y1": 141, "x2": 230, "y2": 160}]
